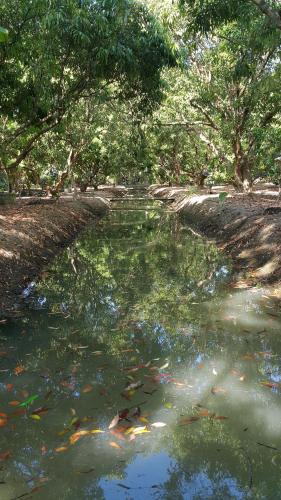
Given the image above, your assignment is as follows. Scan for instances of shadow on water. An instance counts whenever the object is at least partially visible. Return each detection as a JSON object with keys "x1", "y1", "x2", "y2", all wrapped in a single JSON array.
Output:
[{"x1": 1, "y1": 202, "x2": 281, "y2": 499}]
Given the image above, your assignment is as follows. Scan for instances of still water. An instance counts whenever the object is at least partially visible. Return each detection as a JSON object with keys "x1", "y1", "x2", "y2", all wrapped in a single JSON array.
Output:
[{"x1": 1, "y1": 204, "x2": 281, "y2": 499}]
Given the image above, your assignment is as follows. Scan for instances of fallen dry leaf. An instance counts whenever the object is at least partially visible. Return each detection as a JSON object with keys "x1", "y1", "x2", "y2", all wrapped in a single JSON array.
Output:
[
  {"x1": 211, "y1": 386, "x2": 227, "y2": 395},
  {"x1": 0, "y1": 451, "x2": 11, "y2": 461},
  {"x1": 69, "y1": 430, "x2": 90, "y2": 445},
  {"x1": 179, "y1": 416, "x2": 200, "y2": 425},
  {"x1": 14, "y1": 365, "x2": 25, "y2": 376},
  {"x1": 82, "y1": 384, "x2": 93, "y2": 393},
  {"x1": 108, "y1": 414, "x2": 120, "y2": 430},
  {"x1": 109, "y1": 441, "x2": 122, "y2": 449}
]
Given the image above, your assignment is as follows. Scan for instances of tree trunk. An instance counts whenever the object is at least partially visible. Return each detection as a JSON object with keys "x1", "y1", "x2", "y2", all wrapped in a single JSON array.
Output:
[
  {"x1": 79, "y1": 182, "x2": 88, "y2": 192},
  {"x1": 234, "y1": 156, "x2": 252, "y2": 192},
  {"x1": 233, "y1": 136, "x2": 252, "y2": 192}
]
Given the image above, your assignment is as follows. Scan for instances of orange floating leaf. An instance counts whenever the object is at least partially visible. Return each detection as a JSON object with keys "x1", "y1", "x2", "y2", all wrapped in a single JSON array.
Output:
[
  {"x1": 198, "y1": 408, "x2": 213, "y2": 417},
  {"x1": 0, "y1": 417, "x2": 8, "y2": 427},
  {"x1": 82, "y1": 384, "x2": 93, "y2": 393},
  {"x1": 241, "y1": 354, "x2": 255, "y2": 361},
  {"x1": 109, "y1": 441, "x2": 122, "y2": 449},
  {"x1": 6, "y1": 383, "x2": 13, "y2": 392},
  {"x1": 260, "y1": 381, "x2": 280, "y2": 389},
  {"x1": 8, "y1": 401, "x2": 21, "y2": 406},
  {"x1": 69, "y1": 430, "x2": 90, "y2": 445},
  {"x1": 110, "y1": 429, "x2": 126, "y2": 441},
  {"x1": 0, "y1": 451, "x2": 11, "y2": 461},
  {"x1": 179, "y1": 416, "x2": 200, "y2": 425},
  {"x1": 14, "y1": 365, "x2": 25, "y2": 376},
  {"x1": 55, "y1": 446, "x2": 68, "y2": 453}
]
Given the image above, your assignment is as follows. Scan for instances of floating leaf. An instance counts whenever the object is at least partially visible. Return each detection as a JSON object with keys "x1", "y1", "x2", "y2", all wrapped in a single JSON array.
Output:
[
  {"x1": 55, "y1": 446, "x2": 68, "y2": 453},
  {"x1": 241, "y1": 354, "x2": 256, "y2": 361},
  {"x1": 138, "y1": 416, "x2": 149, "y2": 424},
  {"x1": 110, "y1": 429, "x2": 126, "y2": 440},
  {"x1": 90, "y1": 429, "x2": 105, "y2": 434},
  {"x1": 117, "y1": 483, "x2": 130, "y2": 490},
  {"x1": 14, "y1": 365, "x2": 25, "y2": 376},
  {"x1": 124, "y1": 380, "x2": 143, "y2": 392},
  {"x1": 119, "y1": 408, "x2": 129, "y2": 420},
  {"x1": 179, "y1": 416, "x2": 200, "y2": 425},
  {"x1": 6, "y1": 383, "x2": 13, "y2": 392},
  {"x1": 133, "y1": 426, "x2": 150, "y2": 435},
  {"x1": 211, "y1": 386, "x2": 227, "y2": 395},
  {"x1": 196, "y1": 407, "x2": 211, "y2": 417},
  {"x1": 151, "y1": 422, "x2": 166, "y2": 428},
  {"x1": 10, "y1": 408, "x2": 26, "y2": 417},
  {"x1": 0, "y1": 413, "x2": 8, "y2": 427},
  {"x1": 260, "y1": 381, "x2": 280, "y2": 389},
  {"x1": 32, "y1": 406, "x2": 49, "y2": 416},
  {"x1": 213, "y1": 416, "x2": 229, "y2": 420},
  {"x1": 30, "y1": 415, "x2": 41, "y2": 421},
  {"x1": 69, "y1": 430, "x2": 90, "y2": 445},
  {"x1": 82, "y1": 384, "x2": 93, "y2": 393},
  {"x1": 8, "y1": 401, "x2": 21, "y2": 406},
  {"x1": 109, "y1": 441, "x2": 122, "y2": 449},
  {"x1": 109, "y1": 414, "x2": 120, "y2": 430},
  {"x1": 19, "y1": 394, "x2": 39, "y2": 407},
  {"x1": 159, "y1": 361, "x2": 169, "y2": 370},
  {"x1": 0, "y1": 451, "x2": 10, "y2": 461},
  {"x1": 164, "y1": 403, "x2": 173, "y2": 409}
]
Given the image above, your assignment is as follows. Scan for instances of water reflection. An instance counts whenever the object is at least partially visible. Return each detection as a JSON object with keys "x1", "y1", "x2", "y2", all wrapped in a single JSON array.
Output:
[{"x1": 0, "y1": 207, "x2": 281, "y2": 499}]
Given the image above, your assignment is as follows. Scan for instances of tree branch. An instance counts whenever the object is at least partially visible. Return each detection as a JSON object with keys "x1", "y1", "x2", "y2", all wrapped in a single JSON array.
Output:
[{"x1": 250, "y1": 0, "x2": 281, "y2": 30}]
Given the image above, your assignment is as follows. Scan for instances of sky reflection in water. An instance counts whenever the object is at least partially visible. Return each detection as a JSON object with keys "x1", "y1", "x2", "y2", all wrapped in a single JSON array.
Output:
[{"x1": 0, "y1": 205, "x2": 281, "y2": 499}]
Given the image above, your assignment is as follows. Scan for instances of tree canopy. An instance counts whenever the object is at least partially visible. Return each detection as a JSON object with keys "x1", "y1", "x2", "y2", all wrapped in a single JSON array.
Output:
[{"x1": 0, "y1": 0, "x2": 281, "y2": 193}]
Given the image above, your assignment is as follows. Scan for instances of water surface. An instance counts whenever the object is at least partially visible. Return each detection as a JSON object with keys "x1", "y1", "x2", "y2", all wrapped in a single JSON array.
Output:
[{"x1": 1, "y1": 204, "x2": 281, "y2": 499}]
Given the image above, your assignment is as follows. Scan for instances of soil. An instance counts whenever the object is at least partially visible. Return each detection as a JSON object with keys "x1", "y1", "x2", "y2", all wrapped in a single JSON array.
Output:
[
  {"x1": 0, "y1": 195, "x2": 109, "y2": 318},
  {"x1": 150, "y1": 184, "x2": 281, "y2": 293}
]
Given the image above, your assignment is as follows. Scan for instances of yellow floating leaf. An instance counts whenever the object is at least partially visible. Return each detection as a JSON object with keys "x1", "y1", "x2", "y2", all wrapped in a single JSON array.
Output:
[
  {"x1": 90, "y1": 429, "x2": 105, "y2": 434},
  {"x1": 133, "y1": 426, "x2": 150, "y2": 435},
  {"x1": 30, "y1": 414, "x2": 41, "y2": 421},
  {"x1": 55, "y1": 446, "x2": 68, "y2": 453},
  {"x1": 138, "y1": 416, "x2": 149, "y2": 424}
]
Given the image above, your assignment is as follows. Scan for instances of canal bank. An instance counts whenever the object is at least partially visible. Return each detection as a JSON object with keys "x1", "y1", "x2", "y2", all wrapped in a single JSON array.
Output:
[
  {"x1": 0, "y1": 195, "x2": 109, "y2": 317},
  {"x1": 150, "y1": 185, "x2": 281, "y2": 291}
]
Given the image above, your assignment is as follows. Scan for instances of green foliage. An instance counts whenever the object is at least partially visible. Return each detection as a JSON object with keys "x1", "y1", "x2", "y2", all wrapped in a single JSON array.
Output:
[{"x1": 0, "y1": 27, "x2": 8, "y2": 42}]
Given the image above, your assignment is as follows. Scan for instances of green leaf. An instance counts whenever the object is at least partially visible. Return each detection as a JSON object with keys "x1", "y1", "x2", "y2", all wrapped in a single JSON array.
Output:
[
  {"x1": 18, "y1": 395, "x2": 39, "y2": 408},
  {"x1": 0, "y1": 27, "x2": 9, "y2": 43}
]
